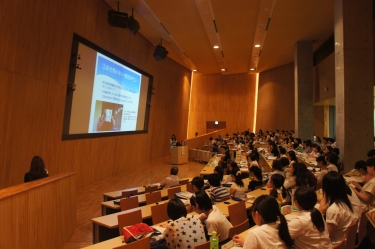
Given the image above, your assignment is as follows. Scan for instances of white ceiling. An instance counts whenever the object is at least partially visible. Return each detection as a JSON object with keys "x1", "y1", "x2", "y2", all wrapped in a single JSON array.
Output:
[{"x1": 104, "y1": 0, "x2": 334, "y2": 75}]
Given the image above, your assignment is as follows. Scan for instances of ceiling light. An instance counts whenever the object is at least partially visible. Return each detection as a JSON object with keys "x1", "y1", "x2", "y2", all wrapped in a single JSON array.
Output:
[
  {"x1": 192, "y1": 69, "x2": 197, "y2": 72},
  {"x1": 221, "y1": 68, "x2": 226, "y2": 71},
  {"x1": 255, "y1": 44, "x2": 261, "y2": 48},
  {"x1": 250, "y1": 68, "x2": 255, "y2": 71},
  {"x1": 213, "y1": 45, "x2": 219, "y2": 49}
]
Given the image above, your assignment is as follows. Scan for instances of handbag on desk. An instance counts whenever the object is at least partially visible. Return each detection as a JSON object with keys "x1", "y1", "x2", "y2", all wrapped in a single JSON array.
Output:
[{"x1": 123, "y1": 223, "x2": 154, "y2": 243}]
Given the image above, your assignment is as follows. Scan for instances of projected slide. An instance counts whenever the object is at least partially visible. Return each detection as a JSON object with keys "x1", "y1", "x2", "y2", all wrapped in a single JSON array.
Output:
[{"x1": 88, "y1": 53, "x2": 142, "y2": 133}]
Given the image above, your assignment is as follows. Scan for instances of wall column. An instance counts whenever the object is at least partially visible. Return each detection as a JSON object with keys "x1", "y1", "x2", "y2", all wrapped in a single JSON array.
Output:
[
  {"x1": 294, "y1": 41, "x2": 314, "y2": 140},
  {"x1": 334, "y1": 0, "x2": 373, "y2": 170}
]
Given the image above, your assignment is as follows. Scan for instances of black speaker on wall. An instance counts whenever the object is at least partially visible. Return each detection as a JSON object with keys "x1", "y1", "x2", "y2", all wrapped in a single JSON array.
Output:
[
  {"x1": 153, "y1": 45, "x2": 169, "y2": 61},
  {"x1": 108, "y1": 10, "x2": 129, "y2": 28},
  {"x1": 127, "y1": 16, "x2": 140, "y2": 35}
]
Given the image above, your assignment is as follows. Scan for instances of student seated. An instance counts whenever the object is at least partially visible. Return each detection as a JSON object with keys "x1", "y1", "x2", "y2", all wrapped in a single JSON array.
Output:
[
  {"x1": 325, "y1": 153, "x2": 338, "y2": 172},
  {"x1": 247, "y1": 153, "x2": 259, "y2": 167},
  {"x1": 207, "y1": 174, "x2": 230, "y2": 203},
  {"x1": 232, "y1": 195, "x2": 293, "y2": 249},
  {"x1": 269, "y1": 174, "x2": 290, "y2": 205},
  {"x1": 350, "y1": 158, "x2": 375, "y2": 210},
  {"x1": 230, "y1": 168, "x2": 247, "y2": 197},
  {"x1": 163, "y1": 198, "x2": 206, "y2": 248},
  {"x1": 24, "y1": 156, "x2": 49, "y2": 183},
  {"x1": 160, "y1": 166, "x2": 179, "y2": 189},
  {"x1": 214, "y1": 166, "x2": 224, "y2": 183},
  {"x1": 248, "y1": 166, "x2": 263, "y2": 191},
  {"x1": 186, "y1": 176, "x2": 204, "y2": 212},
  {"x1": 190, "y1": 190, "x2": 233, "y2": 242},
  {"x1": 319, "y1": 172, "x2": 359, "y2": 245},
  {"x1": 354, "y1": 160, "x2": 373, "y2": 184},
  {"x1": 316, "y1": 156, "x2": 328, "y2": 189},
  {"x1": 288, "y1": 187, "x2": 331, "y2": 249}
]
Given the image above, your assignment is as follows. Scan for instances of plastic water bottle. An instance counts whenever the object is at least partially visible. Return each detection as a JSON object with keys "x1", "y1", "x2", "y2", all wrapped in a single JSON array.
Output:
[{"x1": 210, "y1": 231, "x2": 219, "y2": 249}]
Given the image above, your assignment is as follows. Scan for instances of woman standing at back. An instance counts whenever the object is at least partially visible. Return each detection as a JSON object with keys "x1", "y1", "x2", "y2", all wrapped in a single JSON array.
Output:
[{"x1": 24, "y1": 156, "x2": 49, "y2": 183}]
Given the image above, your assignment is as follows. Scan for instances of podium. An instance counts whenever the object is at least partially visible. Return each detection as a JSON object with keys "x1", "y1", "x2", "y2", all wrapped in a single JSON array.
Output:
[{"x1": 171, "y1": 146, "x2": 188, "y2": 165}]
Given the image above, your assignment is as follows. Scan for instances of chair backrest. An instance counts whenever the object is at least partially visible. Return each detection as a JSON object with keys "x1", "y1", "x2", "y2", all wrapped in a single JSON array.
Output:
[
  {"x1": 356, "y1": 209, "x2": 368, "y2": 248},
  {"x1": 168, "y1": 186, "x2": 182, "y2": 199},
  {"x1": 145, "y1": 191, "x2": 162, "y2": 205},
  {"x1": 187, "y1": 183, "x2": 194, "y2": 193},
  {"x1": 144, "y1": 186, "x2": 159, "y2": 193},
  {"x1": 228, "y1": 201, "x2": 247, "y2": 226},
  {"x1": 112, "y1": 237, "x2": 150, "y2": 249},
  {"x1": 194, "y1": 240, "x2": 210, "y2": 249},
  {"x1": 117, "y1": 209, "x2": 143, "y2": 235},
  {"x1": 228, "y1": 219, "x2": 249, "y2": 238},
  {"x1": 120, "y1": 196, "x2": 139, "y2": 211},
  {"x1": 332, "y1": 233, "x2": 346, "y2": 249},
  {"x1": 179, "y1": 179, "x2": 189, "y2": 185},
  {"x1": 345, "y1": 220, "x2": 359, "y2": 249},
  {"x1": 151, "y1": 202, "x2": 169, "y2": 224},
  {"x1": 122, "y1": 189, "x2": 138, "y2": 198}
]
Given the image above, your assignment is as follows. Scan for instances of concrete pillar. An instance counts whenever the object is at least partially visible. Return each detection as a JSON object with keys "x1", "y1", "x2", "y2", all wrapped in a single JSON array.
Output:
[
  {"x1": 294, "y1": 41, "x2": 314, "y2": 140},
  {"x1": 334, "y1": 0, "x2": 373, "y2": 170}
]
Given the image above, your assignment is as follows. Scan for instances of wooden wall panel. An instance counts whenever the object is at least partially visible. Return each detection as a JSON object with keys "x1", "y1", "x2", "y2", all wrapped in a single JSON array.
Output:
[
  {"x1": 184, "y1": 129, "x2": 227, "y2": 150},
  {"x1": 314, "y1": 106, "x2": 325, "y2": 139},
  {"x1": 188, "y1": 73, "x2": 256, "y2": 137},
  {"x1": 0, "y1": 0, "x2": 191, "y2": 189},
  {"x1": 0, "y1": 173, "x2": 76, "y2": 249},
  {"x1": 257, "y1": 63, "x2": 295, "y2": 131}
]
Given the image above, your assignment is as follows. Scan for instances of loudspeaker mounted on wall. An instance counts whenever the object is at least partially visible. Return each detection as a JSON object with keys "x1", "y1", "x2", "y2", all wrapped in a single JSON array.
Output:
[
  {"x1": 108, "y1": 10, "x2": 128, "y2": 28},
  {"x1": 153, "y1": 45, "x2": 169, "y2": 61},
  {"x1": 127, "y1": 16, "x2": 140, "y2": 35}
]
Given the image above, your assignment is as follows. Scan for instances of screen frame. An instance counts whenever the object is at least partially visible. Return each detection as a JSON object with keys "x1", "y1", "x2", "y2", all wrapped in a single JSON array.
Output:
[{"x1": 62, "y1": 33, "x2": 153, "y2": 140}]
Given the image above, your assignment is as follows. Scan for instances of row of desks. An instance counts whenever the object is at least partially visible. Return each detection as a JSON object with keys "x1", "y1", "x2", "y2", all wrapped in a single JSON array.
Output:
[{"x1": 88, "y1": 186, "x2": 270, "y2": 247}]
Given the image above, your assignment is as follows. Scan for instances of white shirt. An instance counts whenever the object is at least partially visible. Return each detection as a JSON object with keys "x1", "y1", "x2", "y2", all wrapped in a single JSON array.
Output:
[
  {"x1": 243, "y1": 223, "x2": 288, "y2": 249},
  {"x1": 288, "y1": 210, "x2": 331, "y2": 249},
  {"x1": 162, "y1": 175, "x2": 179, "y2": 189},
  {"x1": 327, "y1": 164, "x2": 338, "y2": 172},
  {"x1": 326, "y1": 203, "x2": 358, "y2": 244},
  {"x1": 361, "y1": 177, "x2": 375, "y2": 209},
  {"x1": 206, "y1": 205, "x2": 232, "y2": 242}
]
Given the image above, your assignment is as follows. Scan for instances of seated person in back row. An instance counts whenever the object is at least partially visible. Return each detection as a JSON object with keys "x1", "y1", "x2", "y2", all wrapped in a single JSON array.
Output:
[
  {"x1": 160, "y1": 166, "x2": 179, "y2": 189},
  {"x1": 24, "y1": 156, "x2": 49, "y2": 183},
  {"x1": 208, "y1": 174, "x2": 230, "y2": 203}
]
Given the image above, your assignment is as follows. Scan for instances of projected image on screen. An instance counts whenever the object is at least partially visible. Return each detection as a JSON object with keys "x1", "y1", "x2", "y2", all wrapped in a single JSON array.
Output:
[{"x1": 63, "y1": 34, "x2": 153, "y2": 139}]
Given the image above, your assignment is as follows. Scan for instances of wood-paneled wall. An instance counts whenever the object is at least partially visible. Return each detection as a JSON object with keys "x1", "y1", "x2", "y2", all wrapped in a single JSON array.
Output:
[
  {"x1": 0, "y1": 172, "x2": 76, "y2": 249},
  {"x1": 188, "y1": 73, "x2": 256, "y2": 137},
  {"x1": 256, "y1": 63, "x2": 295, "y2": 131},
  {"x1": 0, "y1": 0, "x2": 191, "y2": 188},
  {"x1": 313, "y1": 53, "x2": 335, "y2": 102}
]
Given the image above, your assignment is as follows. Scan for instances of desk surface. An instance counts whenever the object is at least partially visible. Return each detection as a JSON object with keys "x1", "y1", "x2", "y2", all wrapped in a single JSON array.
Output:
[
  {"x1": 101, "y1": 185, "x2": 187, "y2": 211},
  {"x1": 200, "y1": 153, "x2": 249, "y2": 176},
  {"x1": 103, "y1": 178, "x2": 192, "y2": 201}
]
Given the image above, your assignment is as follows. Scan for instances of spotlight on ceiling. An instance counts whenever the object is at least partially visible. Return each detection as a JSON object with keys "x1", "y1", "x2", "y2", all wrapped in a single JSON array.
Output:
[
  {"x1": 154, "y1": 40, "x2": 169, "y2": 61},
  {"x1": 127, "y1": 9, "x2": 140, "y2": 36},
  {"x1": 213, "y1": 45, "x2": 219, "y2": 49},
  {"x1": 255, "y1": 44, "x2": 261, "y2": 48}
]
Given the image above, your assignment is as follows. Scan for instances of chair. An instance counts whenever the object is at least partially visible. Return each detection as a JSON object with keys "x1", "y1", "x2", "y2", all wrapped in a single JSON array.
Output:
[
  {"x1": 228, "y1": 219, "x2": 249, "y2": 238},
  {"x1": 179, "y1": 179, "x2": 189, "y2": 185},
  {"x1": 144, "y1": 186, "x2": 159, "y2": 193},
  {"x1": 356, "y1": 209, "x2": 368, "y2": 248},
  {"x1": 187, "y1": 183, "x2": 194, "y2": 193},
  {"x1": 120, "y1": 196, "x2": 139, "y2": 211},
  {"x1": 345, "y1": 220, "x2": 359, "y2": 249},
  {"x1": 228, "y1": 201, "x2": 247, "y2": 226},
  {"x1": 151, "y1": 202, "x2": 169, "y2": 224},
  {"x1": 168, "y1": 186, "x2": 181, "y2": 199},
  {"x1": 117, "y1": 209, "x2": 143, "y2": 235},
  {"x1": 112, "y1": 237, "x2": 150, "y2": 249},
  {"x1": 122, "y1": 189, "x2": 138, "y2": 198},
  {"x1": 332, "y1": 233, "x2": 346, "y2": 249},
  {"x1": 145, "y1": 191, "x2": 162, "y2": 205},
  {"x1": 194, "y1": 241, "x2": 210, "y2": 249}
]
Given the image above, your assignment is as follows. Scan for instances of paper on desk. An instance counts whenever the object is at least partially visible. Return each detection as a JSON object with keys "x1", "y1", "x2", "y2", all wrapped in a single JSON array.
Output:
[
  {"x1": 267, "y1": 156, "x2": 277, "y2": 160},
  {"x1": 152, "y1": 226, "x2": 166, "y2": 234}
]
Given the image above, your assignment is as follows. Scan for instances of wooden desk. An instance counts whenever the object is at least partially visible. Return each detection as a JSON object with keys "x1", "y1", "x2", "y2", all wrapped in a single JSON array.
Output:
[
  {"x1": 101, "y1": 185, "x2": 187, "y2": 215},
  {"x1": 92, "y1": 187, "x2": 269, "y2": 244},
  {"x1": 102, "y1": 178, "x2": 191, "y2": 201}
]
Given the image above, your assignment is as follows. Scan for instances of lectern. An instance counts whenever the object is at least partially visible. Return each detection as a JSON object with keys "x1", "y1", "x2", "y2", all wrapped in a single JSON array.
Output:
[{"x1": 170, "y1": 146, "x2": 188, "y2": 165}]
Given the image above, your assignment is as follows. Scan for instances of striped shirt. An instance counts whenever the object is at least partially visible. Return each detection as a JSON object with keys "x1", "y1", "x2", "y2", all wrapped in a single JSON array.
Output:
[{"x1": 210, "y1": 186, "x2": 230, "y2": 203}]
